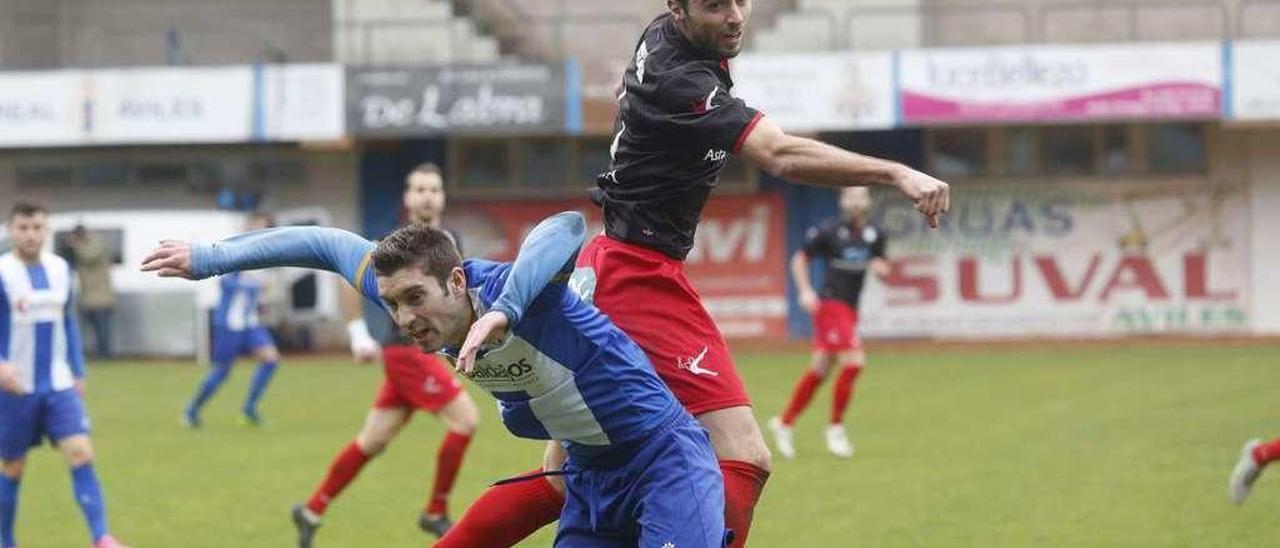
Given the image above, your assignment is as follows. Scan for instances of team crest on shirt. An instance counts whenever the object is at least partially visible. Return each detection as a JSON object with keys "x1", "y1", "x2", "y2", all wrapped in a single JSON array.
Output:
[{"x1": 863, "y1": 226, "x2": 878, "y2": 243}]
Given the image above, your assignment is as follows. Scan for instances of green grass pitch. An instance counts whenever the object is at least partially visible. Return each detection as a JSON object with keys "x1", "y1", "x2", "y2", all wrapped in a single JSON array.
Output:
[{"x1": 11, "y1": 342, "x2": 1280, "y2": 546}]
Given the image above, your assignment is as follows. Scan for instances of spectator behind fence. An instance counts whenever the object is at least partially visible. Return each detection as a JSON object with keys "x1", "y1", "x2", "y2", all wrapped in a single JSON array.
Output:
[{"x1": 67, "y1": 226, "x2": 115, "y2": 359}]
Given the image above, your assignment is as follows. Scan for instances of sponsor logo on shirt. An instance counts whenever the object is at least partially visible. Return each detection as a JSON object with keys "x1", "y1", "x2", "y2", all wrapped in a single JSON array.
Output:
[
  {"x1": 703, "y1": 149, "x2": 727, "y2": 162},
  {"x1": 471, "y1": 358, "x2": 536, "y2": 382}
]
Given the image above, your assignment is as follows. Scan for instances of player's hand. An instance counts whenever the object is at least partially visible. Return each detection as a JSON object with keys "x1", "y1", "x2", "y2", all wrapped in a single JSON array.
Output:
[
  {"x1": 346, "y1": 319, "x2": 381, "y2": 364},
  {"x1": 74, "y1": 378, "x2": 86, "y2": 397},
  {"x1": 893, "y1": 167, "x2": 951, "y2": 229},
  {"x1": 0, "y1": 363, "x2": 22, "y2": 395},
  {"x1": 455, "y1": 311, "x2": 510, "y2": 377},
  {"x1": 798, "y1": 289, "x2": 819, "y2": 314},
  {"x1": 351, "y1": 341, "x2": 381, "y2": 363},
  {"x1": 140, "y1": 241, "x2": 196, "y2": 279}
]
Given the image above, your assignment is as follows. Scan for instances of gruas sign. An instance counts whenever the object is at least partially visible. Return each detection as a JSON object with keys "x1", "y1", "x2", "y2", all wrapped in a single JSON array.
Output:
[{"x1": 857, "y1": 181, "x2": 1249, "y2": 338}]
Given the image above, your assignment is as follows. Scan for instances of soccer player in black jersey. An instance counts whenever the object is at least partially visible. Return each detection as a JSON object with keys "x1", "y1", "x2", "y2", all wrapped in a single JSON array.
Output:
[
  {"x1": 439, "y1": 2, "x2": 949, "y2": 546},
  {"x1": 770, "y1": 187, "x2": 888, "y2": 460}
]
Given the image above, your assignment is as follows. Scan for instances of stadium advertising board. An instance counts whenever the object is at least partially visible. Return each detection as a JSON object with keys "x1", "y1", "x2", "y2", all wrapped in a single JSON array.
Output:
[
  {"x1": 0, "y1": 71, "x2": 86, "y2": 147},
  {"x1": 899, "y1": 42, "x2": 1223, "y2": 124},
  {"x1": 259, "y1": 64, "x2": 345, "y2": 141},
  {"x1": 346, "y1": 63, "x2": 568, "y2": 137},
  {"x1": 732, "y1": 52, "x2": 895, "y2": 131},
  {"x1": 1230, "y1": 40, "x2": 1280, "y2": 121},
  {"x1": 857, "y1": 181, "x2": 1249, "y2": 338},
  {"x1": 90, "y1": 67, "x2": 255, "y2": 144},
  {"x1": 449, "y1": 194, "x2": 789, "y2": 340}
]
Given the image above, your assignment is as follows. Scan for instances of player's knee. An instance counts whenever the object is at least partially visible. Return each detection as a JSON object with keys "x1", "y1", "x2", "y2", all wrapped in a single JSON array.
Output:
[
  {"x1": 355, "y1": 435, "x2": 388, "y2": 456},
  {"x1": 259, "y1": 346, "x2": 281, "y2": 363},
  {"x1": 1, "y1": 459, "x2": 25, "y2": 478},
  {"x1": 61, "y1": 440, "x2": 94, "y2": 467}
]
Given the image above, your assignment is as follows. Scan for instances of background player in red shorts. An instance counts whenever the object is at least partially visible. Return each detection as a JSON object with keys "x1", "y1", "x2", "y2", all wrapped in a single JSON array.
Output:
[
  {"x1": 291, "y1": 163, "x2": 479, "y2": 546},
  {"x1": 438, "y1": 2, "x2": 949, "y2": 546},
  {"x1": 769, "y1": 187, "x2": 887, "y2": 460}
]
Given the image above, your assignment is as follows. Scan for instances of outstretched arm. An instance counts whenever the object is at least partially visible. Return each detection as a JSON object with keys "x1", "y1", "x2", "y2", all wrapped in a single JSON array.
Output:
[
  {"x1": 739, "y1": 116, "x2": 951, "y2": 228},
  {"x1": 490, "y1": 211, "x2": 588, "y2": 327},
  {"x1": 142, "y1": 227, "x2": 381, "y2": 306},
  {"x1": 455, "y1": 212, "x2": 587, "y2": 375}
]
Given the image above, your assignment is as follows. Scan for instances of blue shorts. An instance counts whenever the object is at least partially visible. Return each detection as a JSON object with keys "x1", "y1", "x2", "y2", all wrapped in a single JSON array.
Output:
[
  {"x1": 0, "y1": 389, "x2": 90, "y2": 461},
  {"x1": 212, "y1": 326, "x2": 275, "y2": 364},
  {"x1": 555, "y1": 412, "x2": 727, "y2": 548}
]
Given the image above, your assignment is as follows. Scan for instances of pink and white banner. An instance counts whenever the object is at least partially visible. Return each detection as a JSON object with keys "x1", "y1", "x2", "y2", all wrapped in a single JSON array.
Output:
[{"x1": 899, "y1": 42, "x2": 1223, "y2": 124}]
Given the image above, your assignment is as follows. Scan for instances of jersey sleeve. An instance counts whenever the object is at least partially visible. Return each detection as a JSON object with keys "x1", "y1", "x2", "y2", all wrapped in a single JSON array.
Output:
[
  {"x1": 489, "y1": 212, "x2": 587, "y2": 327},
  {"x1": 193, "y1": 227, "x2": 383, "y2": 310},
  {"x1": 63, "y1": 284, "x2": 85, "y2": 378},
  {"x1": 0, "y1": 278, "x2": 9, "y2": 362},
  {"x1": 801, "y1": 224, "x2": 831, "y2": 259},
  {"x1": 656, "y1": 67, "x2": 762, "y2": 154}
]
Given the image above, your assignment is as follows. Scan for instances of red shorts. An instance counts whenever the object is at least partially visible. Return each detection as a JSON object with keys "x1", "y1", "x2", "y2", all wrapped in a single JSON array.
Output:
[
  {"x1": 813, "y1": 299, "x2": 862, "y2": 353},
  {"x1": 575, "y1": 234, "x2": 751, "y2": 415},
  {"x1": 372, "y1": 345, "x2": 463, "y2": 412}
]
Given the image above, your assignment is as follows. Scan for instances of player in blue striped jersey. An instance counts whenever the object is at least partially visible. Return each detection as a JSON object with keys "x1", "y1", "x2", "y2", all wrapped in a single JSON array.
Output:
[
  {"x1": 182, "y1": 212, "x2": 282, "y2": 428},
  {"x1": 0, "y1": 203, "x2": 127, "y2": 548},
  {"x1": 142, "y1": 212, "x2": 728, "y2": 547}
]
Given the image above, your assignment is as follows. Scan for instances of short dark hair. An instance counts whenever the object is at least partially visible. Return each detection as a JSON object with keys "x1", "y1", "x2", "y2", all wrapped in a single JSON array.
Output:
[
  {"x1": 9, "y1": 202, "x2": 47, "y2": 220},
  {"x1": 371, "y1": 223, "x2": 462, "y2": 288},
  {"x1": 407, "y1": 162, "x2": 442, "y2": 182}
]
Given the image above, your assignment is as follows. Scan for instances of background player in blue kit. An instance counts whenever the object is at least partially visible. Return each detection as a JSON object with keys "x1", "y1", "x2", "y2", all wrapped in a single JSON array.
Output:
[
  {"x1": 183, "y1": 211, "x2": 282, "y2": 428},
  {"x1": 0, "y1": 203, "x2": 127, "y2": 548},
  {"x1": 142, "y1": 212, "x2": 729, "y2": 547}
]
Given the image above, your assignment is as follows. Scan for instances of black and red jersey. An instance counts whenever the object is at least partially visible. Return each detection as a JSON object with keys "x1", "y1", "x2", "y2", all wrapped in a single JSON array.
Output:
[
  {"x1": 594, "y1": 14, "x2": 763, "y2": 261},
  {"x1": 802, "y1": 219, "x2": 887, "y2": 310}
]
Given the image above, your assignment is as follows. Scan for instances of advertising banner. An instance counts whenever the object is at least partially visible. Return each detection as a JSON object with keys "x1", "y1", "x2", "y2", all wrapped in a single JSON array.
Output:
[
  {"x1": 90, "y1": 67, "x2": 255, "y2": 144},
  {"x1": 732, "y1": 52, "x2": 896, "y2": 131},
  {"x1": 0, "y1": 71, "x2": 86, "y2": 147},
  {"x1": 900, "y1": 42, "x2": 1223, "y2": 124},
  {"x1": 1230, "y1": 40, "x2": 1280, "y2": 121},
  {"x1": 450, "y1": 193, "x2": 789, "y2": 340},
  {"x1": 259, "y1": 64, "x2": 345, "y2": 141},
  {"x1": 856, "y1": 181, "x2": 1249, "y2": 338},
  {"x1": 347, "y1": 63, "x2": 568, "y2": 137}
]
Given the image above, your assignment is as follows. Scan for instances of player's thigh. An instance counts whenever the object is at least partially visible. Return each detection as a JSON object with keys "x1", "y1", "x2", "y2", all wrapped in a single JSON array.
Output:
[
  {"x1": 542, "y1": 440, "x2": 568, "y2": 494},
  {"x1": 436, "y1": 391, "x2": 478, "y2": 434},
  {"x1": 554, "y1": 471, "x2": 630, "y2": 548},
  {"x1": 247, "y1": 327, "x2": 278, "y2": 361},
  {"x1": 47, "y1": 390, "x2": 92, "y2": 465},
  {"x1": 696, "y1": 406, "x2": 770, "y2": 468},
  {"x1": 0, "y1": 394, "x2": 38, "y2": 463},
  {"x1": 635, "y1": 421, "x2": 726, "y2": 548},
  {"x1": 356, "y1": 406, "x2": 412, "y2": 453},
  {"x1": 210, "y1": 329, "x2": 243, "y2": 364}
]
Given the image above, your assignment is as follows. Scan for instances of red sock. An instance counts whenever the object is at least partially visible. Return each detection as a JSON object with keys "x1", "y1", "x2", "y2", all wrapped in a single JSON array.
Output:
[
  {"x1": 781, "y1": 371, "x2": 823, "y2": 426},
  {"x1": 426, "y1": 431, "x2": 473, "y2": 516},
  {"x1": 1252, "y1": 438, "x2": 1280, "y2": 466},
  {"x1": 306, "y1": 441, "x2": 372, "y2": 515},
  {"x1": 831, "y1": 364, "x2": 863, "y2": 424},
  {"x1": 434, "y1": 468, "x2": 565, "y2": 548},
  {"x1": 720, "y1": 460, "x2": 770, "y2": 548}
]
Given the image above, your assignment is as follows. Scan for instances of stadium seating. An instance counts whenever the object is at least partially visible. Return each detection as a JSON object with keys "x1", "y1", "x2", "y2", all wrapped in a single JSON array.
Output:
[{"x1": 334, "y1": 0, "x2": 501, "y2": 64}]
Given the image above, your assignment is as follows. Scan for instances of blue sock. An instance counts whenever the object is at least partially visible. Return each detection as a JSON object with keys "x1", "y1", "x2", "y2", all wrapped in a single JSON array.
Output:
[
  {"x1": 0, "y1": 475, "x2": 19, "y2": 547},
  {"x1": 243, "y1": 362, "x2": 277, "y2": 416},
  {"x1": 187, "y1": 362, "x2": 232, "y2": 416},
  {"x1": 70, "y1": 464, "x2": 108, "y2": 543}
]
